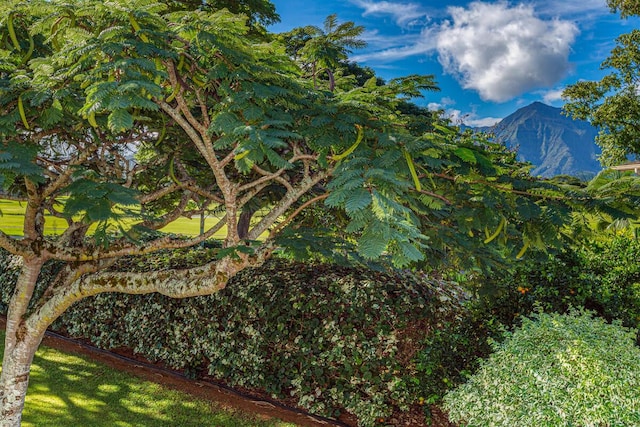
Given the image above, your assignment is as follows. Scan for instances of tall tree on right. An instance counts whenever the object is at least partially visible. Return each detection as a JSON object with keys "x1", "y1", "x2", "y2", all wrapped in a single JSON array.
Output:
[{"x1": 563, "y1": 1, "x2": 640, "y2": 165}]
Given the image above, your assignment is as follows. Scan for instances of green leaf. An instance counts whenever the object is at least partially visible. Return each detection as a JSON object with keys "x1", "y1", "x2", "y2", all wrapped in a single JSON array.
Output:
[
  {"x1": 454, "y1": 147, "x2": 477, "y2": 164},
  {"x1": 398, "y1": 241, "x2": 424, "y2": 263},
  {"x1": 40, "y1": 99, "x2": 64, "y2": 128},
  {"x1": 358, "y1": 228, "x2": 387, "y2": 259},
  {"x1": 107, "y1": 109, "x2": 134, "y2": 132},
  {"x1": 344, "y1": 187, "x2": 371, "y2": 213}
]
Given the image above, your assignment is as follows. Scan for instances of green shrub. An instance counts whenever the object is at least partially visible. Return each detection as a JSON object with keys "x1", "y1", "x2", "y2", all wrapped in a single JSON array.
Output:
[
  {"x1": 473, "y1": 248, "x2": 595, "y2": 326},
  {"x1": 409, "y1": 249, "x2": 594, "y2": 409},
  {"x1": 471, "y1": 237, "x2": 640, "y2": 339},
  {"x1": 0, "y1": 248, "x2": 464, "y2": 427},
  {"x1": 412, "y1": 309, "x2": 497, "y2": 408},
  {"x1": 580, "y1": 236, "x2": 640, "y2": 329},
  {"x1": 443, "y1": 310, "x2": 640, "y2": 427}
]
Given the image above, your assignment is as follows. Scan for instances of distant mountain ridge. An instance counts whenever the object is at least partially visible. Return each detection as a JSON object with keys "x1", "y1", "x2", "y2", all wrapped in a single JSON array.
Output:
[{"x1": 480, "y1": 102, "x2": 602, "y2": 178}]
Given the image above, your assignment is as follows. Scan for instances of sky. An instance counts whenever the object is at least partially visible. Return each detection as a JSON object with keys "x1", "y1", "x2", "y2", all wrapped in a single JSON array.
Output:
[{"x1": 269, "y1": 0, "x2": 639, "y2": 127}]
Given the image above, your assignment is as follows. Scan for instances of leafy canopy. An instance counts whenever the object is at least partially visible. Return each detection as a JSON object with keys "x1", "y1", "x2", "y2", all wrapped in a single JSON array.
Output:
[{"x1": 563, "y1": 1, "x2": 640, "y2": 164}]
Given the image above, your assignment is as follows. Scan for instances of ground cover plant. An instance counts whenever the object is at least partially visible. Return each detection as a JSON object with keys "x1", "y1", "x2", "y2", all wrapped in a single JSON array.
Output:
[
  {"x1": 443, "y1": 310, "x2": 640, "y2": 427},
  {"x1": 0, "y1": 331, "x2": 295, "y2": 427}
]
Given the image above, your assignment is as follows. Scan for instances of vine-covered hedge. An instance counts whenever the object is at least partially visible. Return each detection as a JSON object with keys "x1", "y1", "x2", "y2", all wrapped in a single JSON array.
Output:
[{"x1": 0, "y1": 248, "x2": 464, "y2": 426}]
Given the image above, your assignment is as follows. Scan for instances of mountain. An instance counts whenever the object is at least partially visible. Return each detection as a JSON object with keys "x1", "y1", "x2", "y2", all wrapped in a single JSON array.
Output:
[{"x1": 484, "y1": 102, "x2": 602, "y2": 178}]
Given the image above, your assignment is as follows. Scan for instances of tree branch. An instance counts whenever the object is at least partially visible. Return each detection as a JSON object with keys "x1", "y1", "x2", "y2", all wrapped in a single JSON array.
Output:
[
  {"x1": 140, "y1": 191, "x2": 192, "y2": 230},
  {"x1": 0, "y1": 231, "x2": 26, "y2": 256},
  {"x1": 239, "y1": 166, "x2": 289, "y2": 193},
  {"x1": 247, "y1": 170, "x2": 330, "y2": 240},
  {"x1": 26, "y1": 243, "x2": 275, "y2": 336},
  {"x1": 268, "y1": 193, "x2": 329, "y2": 238},
  {"x1": 139, "y1": 183, "x2": 181, "y2": 204},
  {"x1": 42, "y1": 216, "x2": 227, "y2": 262}
]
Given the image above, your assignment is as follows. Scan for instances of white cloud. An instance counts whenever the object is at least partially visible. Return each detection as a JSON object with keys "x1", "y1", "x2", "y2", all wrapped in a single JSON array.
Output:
[
  {"x1": 360, "y1": 29, "x2": 416, "y2": 50},
  {"x1": 537, "y1": 0, "x2": 608, "y2": 18},
  {"x1": 429, "y1": 105, "x2": 502, "y2": 128},
  {"x1": 350, "y1": 0, "x2": 428, "y2": 26},
  {"x1": 351, "y1": 33, "x2": 435, "y2": 62},
  {"x1": 465, "y1": 115, "x2": 502, "y2": 128},
  {"x1": 541, "y1": 88, "x2": 565, "y2": 104},
  {"x1": 435, "y1": 2, "x2": 579, "y2": 102},
  {"x1": 427, "y1": 96, "x2": 456, "y2": 112}
]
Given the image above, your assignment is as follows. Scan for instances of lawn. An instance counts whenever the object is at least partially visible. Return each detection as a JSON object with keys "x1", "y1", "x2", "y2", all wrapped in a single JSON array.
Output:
[
  {"x1": 0, "y1": 199, "x2": 226, "y2": 238},
  {"x1": 0, "y1": 331, "x2": 295, "y2": 427}
]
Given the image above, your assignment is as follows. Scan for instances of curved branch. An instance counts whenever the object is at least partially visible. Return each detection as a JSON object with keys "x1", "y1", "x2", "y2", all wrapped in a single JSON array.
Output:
[
  {"x1": 239, "y1": 165, "x2": 289, "y2": 193},
  {"x1": 418, "y1": 189, "x2": 452, "y2": 205},
  {"x1": 165, "y1": 60, "x2": 206, "y2": 135},
  {"x1": 0, "y1": 231, "x2": 27, "y2": 256},
  {"x1": 26, "y1": 243, "x2": 275, "y2": 336},
  {"x1": 179, "y1": 182, "x2": 224, "y2": 205},
  {"x1": 140, "y1": 191, "x2": 192, "y2": 230},
  {"x1": 139, "y1": 183, "x2": 181, "y2": 204}
]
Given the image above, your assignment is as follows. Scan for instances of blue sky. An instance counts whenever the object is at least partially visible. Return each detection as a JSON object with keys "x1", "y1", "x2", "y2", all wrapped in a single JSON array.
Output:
[{"x1": 269, "y1": 0, "x2": 639, "y2": 126}]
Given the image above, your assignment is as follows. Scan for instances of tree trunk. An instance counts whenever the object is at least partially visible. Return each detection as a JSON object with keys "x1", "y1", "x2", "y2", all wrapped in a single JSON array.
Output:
[
  {"x1": 0, "y1": 259, "x2": 45, "y2": 427},
  {"x1": 237, "y1": 208, "x2": 255, "y2": 240},
  {"x1": 0, "y1": 331, "x2": 43, "y2": 427}
]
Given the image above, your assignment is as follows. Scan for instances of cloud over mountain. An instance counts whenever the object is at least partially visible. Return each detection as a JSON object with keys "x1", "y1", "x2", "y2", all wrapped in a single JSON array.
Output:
[
  {"x1": 435, "y1": 2, "x2": 578, "y2": 102},
  {"x1": 351, "y1": 1, "x2": 580, "y2": 102}
]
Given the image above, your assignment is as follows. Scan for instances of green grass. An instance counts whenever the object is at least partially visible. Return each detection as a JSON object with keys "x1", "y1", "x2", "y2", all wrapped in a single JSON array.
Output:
[
  {"x1": 0, "y1": 332, "x2": 296, "y2": 427},
  {"x1": 0, "y1": 199, "x2": 226, "y2": 238}
]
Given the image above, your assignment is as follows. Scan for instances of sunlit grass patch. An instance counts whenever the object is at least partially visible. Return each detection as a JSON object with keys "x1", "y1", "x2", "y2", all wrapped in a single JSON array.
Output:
[
  {"x1": 0, "y1": 332, "x2": 296, "y2": 427},
  {"x1": 0, "y1": 199, "x2": 228, "y2": 238}
]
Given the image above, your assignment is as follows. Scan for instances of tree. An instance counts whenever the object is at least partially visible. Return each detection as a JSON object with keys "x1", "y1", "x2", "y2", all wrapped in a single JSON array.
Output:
[
  {"x1": 0, "y1": 1, "x2": 462, "y2": 424},
  {"x1": 563, "y1": 1, "x2": 640, "y2": 165},
  {"x1": 164, "y1": 0, "x2": 279, "y2": 26},
  {"x1": 607, "y1": 0, "x2": 640, "y2": 17},
  {"x1": 278, "y1": 14, "x2": 367, "y2": 90}
]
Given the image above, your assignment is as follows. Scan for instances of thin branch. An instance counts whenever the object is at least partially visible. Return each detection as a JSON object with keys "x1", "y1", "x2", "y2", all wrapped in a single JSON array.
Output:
[
  {"x1": 239, "y1": 166, "x2": 289, "y2": 193},
  {"x1": 43, "y1": 215, "x2": 228, "y2": 262},
  {"x1": 268, "y1": 193, "x2": 329, "y2": 239},
  {"x1": 141, "y1": 192, "x2": 192, "y2": 230},
  {"x1": 194, "y1": 87, "x2": 210, "y2": 129},
  {"x1": 165, "y1": 60, "x2": 207, "y2": 135},
  {"x1": 179, "y1": 181, "x2": 224, "y2": 204},
  {"x1": 418, "y1": 189, "x2": 452, "y2": 205},
  {"x1": 0, "y1": 193, "x2": 27, "y2": 202},
  {"x1": 157, "y1": 101, "x2": 209, "y2": 160},
  {"x1": 247, "y1": 170, "x2": 330, "y2": 240},
  {"x1": 43, "y1": 150, "x2": 93, "y2": 199},
  {"x1": 220, "y1": 147, "x2": 237, "y2": 168},
  {"x1": 139, "y1": 183, "x2": 181, "y2": 204}
]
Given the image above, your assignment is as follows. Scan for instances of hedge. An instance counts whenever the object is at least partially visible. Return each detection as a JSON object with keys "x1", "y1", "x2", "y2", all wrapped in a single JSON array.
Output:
[{"x1": 0, "y1": 248, "x2": 464, "y2": 426}]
